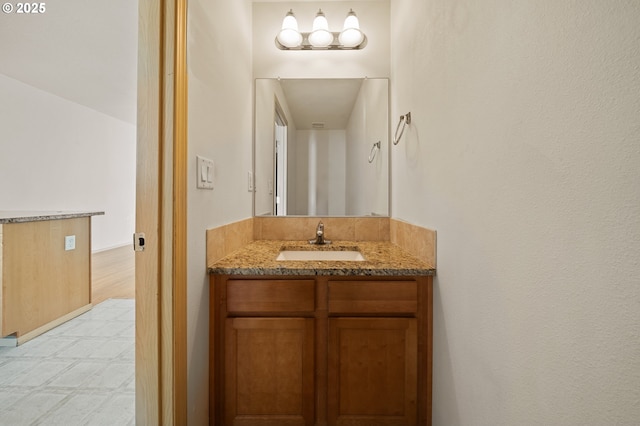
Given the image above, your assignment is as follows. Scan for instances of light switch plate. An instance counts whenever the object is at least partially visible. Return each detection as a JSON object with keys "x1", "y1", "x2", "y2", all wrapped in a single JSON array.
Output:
[
  {"x1": 65, "y1": 235, "x2": 76, "y2": 251},
  {"x1": 197, "y1": 155, "x2": 214, "y2": 190},
  {"x1": 248, "y1": 171, "x2": 254, "y2": 192}
]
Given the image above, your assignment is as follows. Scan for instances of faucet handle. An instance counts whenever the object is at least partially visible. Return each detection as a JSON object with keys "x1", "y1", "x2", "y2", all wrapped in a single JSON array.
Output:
[{"x1": 310, "y1": 220, "x2": 330, "y2": 244}]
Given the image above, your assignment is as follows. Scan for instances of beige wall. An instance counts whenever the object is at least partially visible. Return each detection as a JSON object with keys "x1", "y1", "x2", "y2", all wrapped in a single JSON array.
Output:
[
  {"x1": 187, "y1": 0, "x2": 253, "y2": 423},
  {"x1": 194, "y1": 1, "x2": 640, "y2": 424},
  {"x1": 391, "y1": 1, "x2": 640, "y2": 424}
]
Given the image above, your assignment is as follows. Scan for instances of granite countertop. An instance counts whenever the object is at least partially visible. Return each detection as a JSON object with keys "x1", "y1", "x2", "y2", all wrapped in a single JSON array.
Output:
[
  {"x1": 0, "y1": 211, "x2": 105, "y2": 224},
  {"x1": 208, "y1": 240, "x2": 436, "y2": 276}
]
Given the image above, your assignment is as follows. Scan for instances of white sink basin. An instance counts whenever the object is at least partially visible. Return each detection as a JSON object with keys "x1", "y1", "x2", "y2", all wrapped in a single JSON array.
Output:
[{"x1": 276, "y1": 250, "x2": 365, "y2": 261}]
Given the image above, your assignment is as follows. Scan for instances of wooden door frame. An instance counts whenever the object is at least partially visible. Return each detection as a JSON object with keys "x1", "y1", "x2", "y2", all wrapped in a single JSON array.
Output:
[{"x1": 136, "y1": 0, "x2": 187, "y2": 424}]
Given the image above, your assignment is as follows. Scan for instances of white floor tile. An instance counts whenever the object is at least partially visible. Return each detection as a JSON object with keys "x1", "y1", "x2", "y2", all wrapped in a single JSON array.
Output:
[
  {"x1": 48, "y1": 361, "x2": 106, "y2": 388},
  {"x1": 87, "y1": 338, "x2": 133, "y2": 360},
  {"x1": 0, "y1": 337, "x2": 78, "y2": 358},
  {"x1": 53, "y1": 337, "x2": 132, "y2": 360},
  {"x1": 117, "y1": 323, "x2": 136, "y2": 338},
  {"x1": 85, "y1": 393, "x2": 135, "y2": 426},
  {"x1": 0, "y1": 389, "x2": 29, "y2": 411},
  {"x1": 0, "y1": 359, "x2": 41, "y2": 385},
  {"x1": 0, "y1": 299, "x2": 135, "y2": 424},
  {"x1": 34, "y1": 393, "x2": 111, "y2": 425},
  {"x1": 83, "y1": 362, "x2": 134, "y2": 389},
  {"x1": 120, "y1": 345, "x2": 135, "y2": 361},
  {"x1": 5, "y1": 360, "x2": 72, "y2": 387},
  {"x1": 0, "y1": 392, "x2": 67, "y2": 425},
  {"x1": 125, "y1": 376, "x2": 135, "y2": 392}
]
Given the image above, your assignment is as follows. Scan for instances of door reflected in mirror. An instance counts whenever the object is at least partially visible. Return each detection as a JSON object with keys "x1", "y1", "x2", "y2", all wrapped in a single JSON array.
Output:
[{"x1": 254, "y1": 78, "x2": 389, "y2": 217}]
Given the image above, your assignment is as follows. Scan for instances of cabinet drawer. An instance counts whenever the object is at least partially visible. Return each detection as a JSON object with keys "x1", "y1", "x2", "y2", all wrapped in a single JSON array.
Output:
[
  {"x1": 227, "y1": 279, "x2": 315, "y2": 314},
  {"x1": 328, "y1": 280, "x2": 418, "y2": 314}
]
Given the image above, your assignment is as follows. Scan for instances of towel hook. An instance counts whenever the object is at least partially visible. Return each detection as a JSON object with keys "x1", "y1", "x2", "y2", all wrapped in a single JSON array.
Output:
[
  {"x1": 393, "y1": 112, "x2": 411, "y2": 145},
  {"x1": 368, "y1": 141, "x2": 381, "y2": 163}
]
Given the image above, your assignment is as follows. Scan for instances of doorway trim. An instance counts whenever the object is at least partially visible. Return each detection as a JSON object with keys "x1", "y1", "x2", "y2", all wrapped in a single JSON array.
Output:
[
  {"x1": 274, "y1": 98, "x2": 288, "y2": 216},
  {"x1": 136, "y1": 0, "x2": 187, "y2": 424}
]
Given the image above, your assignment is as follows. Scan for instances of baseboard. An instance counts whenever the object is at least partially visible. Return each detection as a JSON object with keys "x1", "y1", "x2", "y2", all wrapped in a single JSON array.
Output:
[
  {"x1": 92, "y1": 242, "x2": 131, "y2": 254},
  {"x1": 16, "y1": 304, "x2": 92, "y2": 345}
]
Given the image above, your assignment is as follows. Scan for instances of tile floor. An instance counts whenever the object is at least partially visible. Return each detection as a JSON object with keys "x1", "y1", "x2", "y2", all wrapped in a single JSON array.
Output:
[{"x1": 0, "y1": 299, "x2": 135, "y2": 425}]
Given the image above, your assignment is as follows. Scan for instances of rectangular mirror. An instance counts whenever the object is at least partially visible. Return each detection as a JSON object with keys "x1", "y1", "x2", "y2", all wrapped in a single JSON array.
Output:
[{"x1": 254, "y1": 78, "x2": 389, "y2": 217}]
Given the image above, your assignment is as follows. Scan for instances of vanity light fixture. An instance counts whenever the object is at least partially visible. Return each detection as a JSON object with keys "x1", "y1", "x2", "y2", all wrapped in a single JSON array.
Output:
[
  {"x1": 276, "y1": 9, "x2": 304, "y2": 48},
  {"x1": 308, "y1": 9, "x2": 333, "y2": 48},
  {"x1": 275, "y1": 8, "x2": 367, "y2": 50},
  {"x1": 339, "y1": 9, "x2": 365, "y2": 48}
]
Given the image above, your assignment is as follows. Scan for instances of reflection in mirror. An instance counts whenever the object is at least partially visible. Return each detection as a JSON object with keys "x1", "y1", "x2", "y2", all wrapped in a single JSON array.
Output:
[{"x1": 254, "y1": 78, "x2": 389, "y2": 217}]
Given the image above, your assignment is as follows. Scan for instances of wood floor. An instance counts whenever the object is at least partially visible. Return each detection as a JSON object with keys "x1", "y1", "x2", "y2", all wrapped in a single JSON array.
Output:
[{"x1": 92, "y1": 245, "x2": 135, "y2": 305}]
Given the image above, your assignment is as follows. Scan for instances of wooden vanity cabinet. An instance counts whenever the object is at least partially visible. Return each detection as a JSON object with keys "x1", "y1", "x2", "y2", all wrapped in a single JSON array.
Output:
[
  {"x1": 225, "y1": 317, "x2": 315, "y2": 426},
  {"x1": 327, "y1": 279, "x2": 424, "y2": 426},
  {"x1": 328, "y1": 317, "x2": 417, "y2": 425},
  {"x1": 212, "y1": 278, "x2": 316, "y2": 426},
  {"x1": 210, "y1": 275, "x2": 432, "y2": 426}
]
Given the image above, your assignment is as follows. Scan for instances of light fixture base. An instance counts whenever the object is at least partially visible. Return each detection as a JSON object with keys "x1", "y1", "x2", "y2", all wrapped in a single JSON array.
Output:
[{"x1": 275, "y1": 32, "x2": 368, "y2": 50}]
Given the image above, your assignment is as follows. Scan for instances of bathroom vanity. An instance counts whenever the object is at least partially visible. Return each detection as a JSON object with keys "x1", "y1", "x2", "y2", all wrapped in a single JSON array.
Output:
[
  {"x1": 0, "y1": 211, "x2": 104, "y2": 345},
  {"x1": 209, "y1": 240, "x2": 435, "y2": 426}
]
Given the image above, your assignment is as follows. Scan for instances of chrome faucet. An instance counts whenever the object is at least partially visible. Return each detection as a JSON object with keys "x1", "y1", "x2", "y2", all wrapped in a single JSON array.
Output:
[{"x1": 309, "y1": 221, "x2": 331, "y2": 245}]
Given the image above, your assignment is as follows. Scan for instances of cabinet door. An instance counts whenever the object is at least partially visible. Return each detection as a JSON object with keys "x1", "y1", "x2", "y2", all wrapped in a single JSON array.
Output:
[
  {"x1": 328, "y1": 318, "x2": 417, "y2": 426},
  {"x1": 225, "y1": 318, "x2": 315, "y2": 426}
]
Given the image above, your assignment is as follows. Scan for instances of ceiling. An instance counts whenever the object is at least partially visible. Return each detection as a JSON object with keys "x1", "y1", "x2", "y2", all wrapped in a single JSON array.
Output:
[
  {"x1": 280, "y1": 79, "x2": 363, "y2": 130},
  {"x1": 0, "y1": 0, "x2": 138, "y2": 124}
]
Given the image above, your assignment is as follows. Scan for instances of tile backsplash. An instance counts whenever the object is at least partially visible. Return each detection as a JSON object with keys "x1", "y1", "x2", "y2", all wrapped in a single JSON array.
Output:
[
  {"x1": 206, "y1": 218, "x2": 253, "y2": 264},
  {"x1": 253, "y1": 217, "x2": 390, "y2": 242},
  {"x1": 390, "y1": 218, "x2": 436, "y2": 267}
]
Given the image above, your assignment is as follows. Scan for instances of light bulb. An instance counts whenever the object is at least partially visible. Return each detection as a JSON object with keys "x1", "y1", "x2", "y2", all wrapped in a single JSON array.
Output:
[
  {"x1": 339, "y1": 9, "x2": 364, "y2": 47},
  {"x1": 276, "y1": 9, "x2": 302, "y2": 48},
  {"x1": 308, "y1": 9, "x2": 333, "y2": 48}
]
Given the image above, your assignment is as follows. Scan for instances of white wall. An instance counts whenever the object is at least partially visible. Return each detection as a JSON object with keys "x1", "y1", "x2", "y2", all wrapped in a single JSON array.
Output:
[
  {"x1": 187, "y1": 0, "x2": 253, "y2": 423},
  {"x1": 293, "y1": 129, "x2": 346, "y2": 215},
  {"x1": 254, "y1": 79, "x2": 278, "y2": 216},
  {"x1": 391, "y1": 1, "x2": 640, "y2": 424},
  {"x1": 327, "y1": 131, "x2": 346, "y2": 215},
  {"x1": 0, "y1": 74, "x2": 136, "y2": 251},
  {"x1": 254, "y1": 79, "x2": 298, "y2": 216},
  {"x1": 345, "y1": 77, "x2": 388, "y2": 215}
]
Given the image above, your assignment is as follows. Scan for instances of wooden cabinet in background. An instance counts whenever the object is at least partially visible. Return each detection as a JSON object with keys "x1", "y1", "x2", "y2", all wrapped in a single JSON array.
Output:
[
  {"x1": 210, "y1": 275, "x2": 432, "y2": 426},
  {"x1": 0, "y1": 216, "x2": 94, "y2": 345}
]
